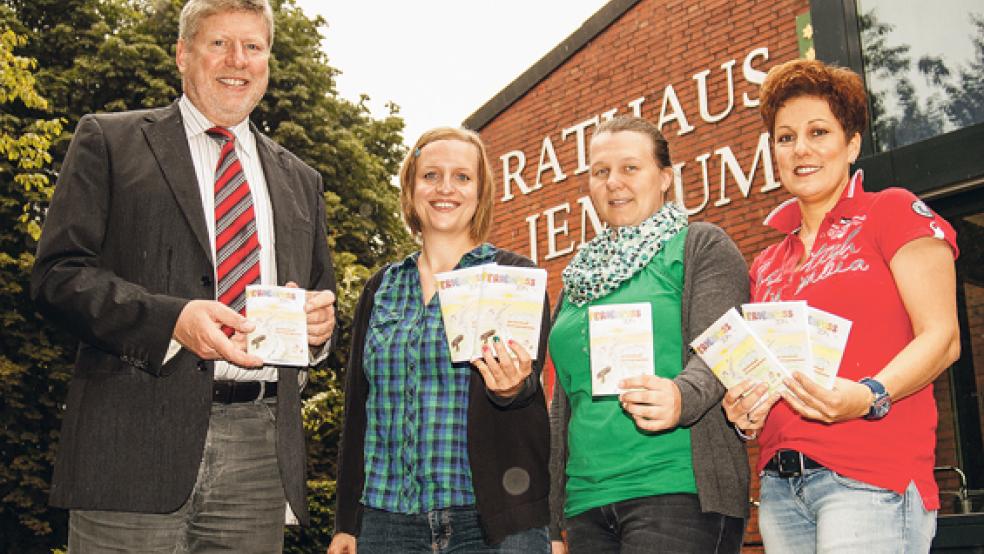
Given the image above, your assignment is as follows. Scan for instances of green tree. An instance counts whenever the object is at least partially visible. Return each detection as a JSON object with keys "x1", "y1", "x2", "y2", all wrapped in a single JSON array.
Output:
[
  {"x1": 0, "y1": 0, "x2": 413, "y2": 550},
  {"x1": 0, "y1": 10, "x2": 70, "y2": 552}
]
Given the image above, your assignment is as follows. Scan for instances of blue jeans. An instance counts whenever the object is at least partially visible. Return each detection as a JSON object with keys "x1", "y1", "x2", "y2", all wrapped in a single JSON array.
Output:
[
  {"x1": 759, "y1": 468, "x2": 936, "y2": 553},
  {"x1": 68, "y1": 398, "x2": 286, "y2": 553},
  {"x1": 357, "y1": 506, "x2": 549, "y2": 553},
  {"x1": 565, "y1": 494, "x2": 745, "y2": 554}
]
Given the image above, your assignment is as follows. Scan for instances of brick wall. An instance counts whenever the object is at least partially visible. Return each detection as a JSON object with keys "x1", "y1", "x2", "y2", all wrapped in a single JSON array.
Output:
[{"x1": 472, "y1": 0, "x2": 967, "y2": 546}]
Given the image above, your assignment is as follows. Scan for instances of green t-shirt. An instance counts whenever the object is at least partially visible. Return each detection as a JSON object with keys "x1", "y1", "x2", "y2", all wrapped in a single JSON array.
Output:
[{"x1": 549, "y1": 228, "x2": 696, "y2": 518}]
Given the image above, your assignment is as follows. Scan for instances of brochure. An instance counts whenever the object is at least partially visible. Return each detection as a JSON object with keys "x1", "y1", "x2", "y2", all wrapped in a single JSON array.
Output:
[
  {"x1": 588, "y1": 303, "x2": 654, "y2": 396},
  {"x1": 434, "y1": 265, "x2": 486, "y2": 362},
  {"x1": 742, "y1": 301, "x2": 812, "y2": 381},
  {"x1": 807, "y1": 306, "x2": 852, "y2": 389},
  {"x1": 691, "y1": 307, "x2": 790, "y2": 395},
  {"x1": 436, "y1": 264, "x2": 547, "y2": 362},
  {"x1": 245, "y1": 285, "x2": 308, "y2": 367}
]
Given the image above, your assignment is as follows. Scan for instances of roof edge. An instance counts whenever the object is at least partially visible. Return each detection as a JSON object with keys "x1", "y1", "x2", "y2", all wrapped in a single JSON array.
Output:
[{"x1": 462, "y1": 0, "x2": 642, "y2": 131}]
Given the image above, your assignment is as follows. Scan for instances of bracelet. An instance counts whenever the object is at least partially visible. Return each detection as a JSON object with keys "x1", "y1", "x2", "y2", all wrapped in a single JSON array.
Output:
[{"x1": 734, "y1": 424, "x2": 758, "y2": 441}]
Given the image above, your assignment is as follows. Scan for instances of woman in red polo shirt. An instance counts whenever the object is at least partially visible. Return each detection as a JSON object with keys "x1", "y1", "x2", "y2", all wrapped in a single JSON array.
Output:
[{"x1": 722, "y1": 59, "x2": 960, "y2": 552}]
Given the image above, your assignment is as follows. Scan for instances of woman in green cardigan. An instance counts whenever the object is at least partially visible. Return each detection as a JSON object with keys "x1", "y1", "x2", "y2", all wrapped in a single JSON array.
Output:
[{"x1": 548, "y1": 116, "x2": 750, "y2": 553}]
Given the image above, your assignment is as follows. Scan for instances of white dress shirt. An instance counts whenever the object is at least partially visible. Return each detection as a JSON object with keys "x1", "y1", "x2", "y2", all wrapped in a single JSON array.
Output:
[{"x1": 174, "y1": 95, "x2": 279, "y2": 381}]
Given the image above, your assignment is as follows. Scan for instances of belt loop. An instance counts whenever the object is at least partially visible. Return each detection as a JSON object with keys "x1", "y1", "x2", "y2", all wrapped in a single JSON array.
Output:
[{"x1": 257, "y1": 380, "x2": 265, "y2": 402}]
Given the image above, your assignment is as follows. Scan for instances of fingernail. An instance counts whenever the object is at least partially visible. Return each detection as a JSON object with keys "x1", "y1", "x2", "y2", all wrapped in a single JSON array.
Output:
[
  {"x1": 482, "y1": 345, "x2": 489, "y2": 352},
  {"x1": 508, "y1": 339, "x2": 515, "y2": 345},
  {"x1": 493, "y1": 335, "x2": 500, "y2": 343}
]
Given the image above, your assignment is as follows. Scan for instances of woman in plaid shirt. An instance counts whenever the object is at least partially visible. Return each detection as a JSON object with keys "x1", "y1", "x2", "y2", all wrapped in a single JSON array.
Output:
[{"x1": 329, "y1": 127, "x2": 552, "y2": 554}]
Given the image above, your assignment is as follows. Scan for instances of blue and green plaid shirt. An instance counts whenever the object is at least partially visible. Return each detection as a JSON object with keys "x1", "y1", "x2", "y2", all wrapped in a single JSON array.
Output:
[{"x1": 361, "y1": 243, "x2": 497, "y2": 514}]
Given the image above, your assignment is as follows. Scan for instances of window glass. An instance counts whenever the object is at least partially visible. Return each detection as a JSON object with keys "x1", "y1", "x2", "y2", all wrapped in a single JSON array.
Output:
[
  {"x1": 857, "y1": 1, "x2": 984, "y2": 151},
  {"x1": 936, "y1": 206, "x2": 984, "y2": 513}
]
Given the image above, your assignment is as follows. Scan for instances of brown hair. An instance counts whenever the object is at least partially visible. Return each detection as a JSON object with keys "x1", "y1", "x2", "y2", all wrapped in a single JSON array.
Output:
[
  {"x1": 759, "y1": 59, "x2": 868, "y2": 138},
  {"x1": 593, "y1": 116, "x2": 675, "y2": 200},
  {"x1": 179, "y1": 0, "x2": 275, "y2": 46},
  {"x1": 399, "y1": 127, "x2": 495, "y2": 242}
]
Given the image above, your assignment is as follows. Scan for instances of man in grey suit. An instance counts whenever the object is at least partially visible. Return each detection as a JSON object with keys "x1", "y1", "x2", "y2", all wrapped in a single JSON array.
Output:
[{"x1": 30, "y1": 0, "x2": 336, "y2": 551}]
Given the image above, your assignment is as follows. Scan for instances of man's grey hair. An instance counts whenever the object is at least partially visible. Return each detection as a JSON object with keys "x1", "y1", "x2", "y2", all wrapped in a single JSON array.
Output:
[{"x1": 178, "y1": 0, "x2": 275, "y2": 46}]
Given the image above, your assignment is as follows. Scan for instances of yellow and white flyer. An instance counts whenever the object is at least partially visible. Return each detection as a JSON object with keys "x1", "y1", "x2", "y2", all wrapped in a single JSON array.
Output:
[
  {"x1": 245, "y1": 285, "x2": 308, "y2": 367},
  {"x1": 473, "y1": 265, "x2": 548, "y2": 360},
  {"x1": 435, "y1": 265, "x2": 487, "y2": 362},
  {"x1": 807, "y1": 306, "x2": 852, "y2": 389},
  {"x1": 742, "y1": 301, "x2": 812, "y2": 381},
  {"x1": 691, "y1": 307, "x2": 790, "y2": 395},
  {"x1": 588, "y1": 303, "x2": 654, "y2": 396}
]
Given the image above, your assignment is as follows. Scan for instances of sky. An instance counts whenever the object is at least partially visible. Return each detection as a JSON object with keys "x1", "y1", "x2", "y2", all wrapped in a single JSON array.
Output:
[{"x1": 293, "y1": 0, "x2": 609, "y2": 147}]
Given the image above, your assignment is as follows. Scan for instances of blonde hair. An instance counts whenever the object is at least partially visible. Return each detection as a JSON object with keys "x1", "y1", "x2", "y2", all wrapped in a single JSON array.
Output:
[{"x1": 399, "y1": 127, "x2": 495, "y2": 242}]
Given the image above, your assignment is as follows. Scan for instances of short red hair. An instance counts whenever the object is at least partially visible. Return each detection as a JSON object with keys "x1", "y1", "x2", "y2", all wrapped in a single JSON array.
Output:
[{"x1": 759, "y1": 59, "x2": 869, "y2": 139}]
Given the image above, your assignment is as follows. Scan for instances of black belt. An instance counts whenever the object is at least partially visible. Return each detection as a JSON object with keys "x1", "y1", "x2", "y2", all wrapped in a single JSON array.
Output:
[
  {"x1": 764, "y1": 450, "x2": 824, "y2": 478},
  {"x1": 212, "y1": 380, "x2": 277, "y2": 404}
]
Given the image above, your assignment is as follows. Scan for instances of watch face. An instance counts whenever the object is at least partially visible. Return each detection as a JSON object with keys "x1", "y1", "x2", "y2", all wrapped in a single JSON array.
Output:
[
  {"x1": 871, "y1": 394, "x2": 891, "y2": 419},
  {"x1": 862, "y1": 378, "x2": 891, "y2": 420}
]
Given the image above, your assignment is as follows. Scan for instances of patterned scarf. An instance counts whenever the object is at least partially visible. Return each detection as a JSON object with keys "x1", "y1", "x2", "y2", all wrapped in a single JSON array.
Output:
[{"x1": 562, "y1": 202, "x2": 688, "y2": 306}]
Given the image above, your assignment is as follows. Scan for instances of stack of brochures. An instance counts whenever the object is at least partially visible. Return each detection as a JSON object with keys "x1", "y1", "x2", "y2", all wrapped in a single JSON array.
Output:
[
  {"x1": 435, "y1": 264, "x2": 547, "y2": 363},
  {"x1": 690, "y1": 301, "x2": 851, "y2": 393}
]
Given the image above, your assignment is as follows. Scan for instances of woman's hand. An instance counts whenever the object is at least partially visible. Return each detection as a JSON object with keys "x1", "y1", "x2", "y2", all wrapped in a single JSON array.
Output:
[
  {"x1": 722, "y1": 380, "x2": 779, "y2": 437},
  {"x1": 472, "y1": 338, "x2": 532, "y2": 398},
  {"x1": 619, "y1": 375, "x2": 682, "y2": 432},
  {"x1": 327, "y1": 532, "x2": 356, "y2": 554},
  {"x1": 781, "y1": 373, "x2": 871, "y2": 423},
  {"x1": 551, "y1": 539, "x2": 568, "y2": 554}
]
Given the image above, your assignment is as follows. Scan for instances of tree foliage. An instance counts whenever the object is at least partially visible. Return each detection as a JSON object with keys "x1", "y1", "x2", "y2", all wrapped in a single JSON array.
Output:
[
  {"x1": 0, "y1": 8, "x2": 69, "y2": 552},
  {"x1": 0, "y1": 0, "x2": 413, "y2": 551}
]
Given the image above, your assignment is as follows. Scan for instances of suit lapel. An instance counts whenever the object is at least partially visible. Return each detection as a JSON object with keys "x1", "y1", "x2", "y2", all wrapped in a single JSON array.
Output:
[
  {"x1": 143, "y1": 103, "x2": 213, "y2": 264},
  {"x1": 254, "y1": 129, "x2": 301, "y2": 285}
]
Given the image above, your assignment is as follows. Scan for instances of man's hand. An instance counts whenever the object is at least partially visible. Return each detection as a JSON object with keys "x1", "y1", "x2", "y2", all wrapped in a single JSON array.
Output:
[
  {"x1": 327, "y1": 532, "x2": 356, "y2": 554},
  {"x1": 286, "y1": 282, "x2": 335, "y2": 346},
  {"x1": 619, "y1": 375, "x2": 683, "y2": 432},
  {"x1": 173, "y1": 299, "x2": 263, "y2": 367}
]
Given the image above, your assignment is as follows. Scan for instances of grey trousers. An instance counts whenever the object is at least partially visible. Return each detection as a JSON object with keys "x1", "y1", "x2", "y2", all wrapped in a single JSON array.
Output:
[{"x1": 68, "y1": 398, "x2": 287, "y2": 553}]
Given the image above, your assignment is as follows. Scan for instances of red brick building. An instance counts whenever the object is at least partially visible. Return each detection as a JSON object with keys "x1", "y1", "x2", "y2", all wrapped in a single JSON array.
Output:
[{"x1": 464, "y1": 0, "x2": 984, "y2": 549}]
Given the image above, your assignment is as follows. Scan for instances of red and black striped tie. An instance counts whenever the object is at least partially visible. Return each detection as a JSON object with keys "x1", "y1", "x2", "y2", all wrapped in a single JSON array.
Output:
[{"x1": 207, "y1": 126, "x2": 260, "y2": 336}]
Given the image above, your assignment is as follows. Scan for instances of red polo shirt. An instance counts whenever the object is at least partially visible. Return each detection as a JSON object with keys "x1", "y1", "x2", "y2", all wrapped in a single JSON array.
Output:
[{"x1": 749, "y1": 170, "x2": 958, "y2": 510}]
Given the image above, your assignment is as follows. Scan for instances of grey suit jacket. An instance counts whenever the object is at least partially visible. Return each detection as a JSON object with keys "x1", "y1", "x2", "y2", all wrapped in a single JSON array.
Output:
[{"x1": 30, "y1": 102, "x2": 336, "y2": 524}]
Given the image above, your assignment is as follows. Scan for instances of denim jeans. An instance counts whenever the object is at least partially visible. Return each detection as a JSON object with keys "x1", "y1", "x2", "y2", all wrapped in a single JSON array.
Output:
[
  {"x1": 68, "y1": 398, "x2": 286, "y2": 553},
  {"x1": 759, "y1": 468, "x2": 937, "y2": 553},
  {"x1": 565, "y1": 494, "x2": 745, "y2": 554},
  {"x1": 357, "y1": 505, "x2": 550, "y2": 553}
]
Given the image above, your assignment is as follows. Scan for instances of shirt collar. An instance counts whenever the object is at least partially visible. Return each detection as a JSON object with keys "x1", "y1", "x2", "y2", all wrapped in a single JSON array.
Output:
[
  {"x1": 396, "y1": 243, "x2": 497, "y2": 271},
  {"x1": 178, "y1": 95, "x2": 256, "y2": 158},
  {"x1": 763, "y1": 169, "x2": 865, "y2": 234}
]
